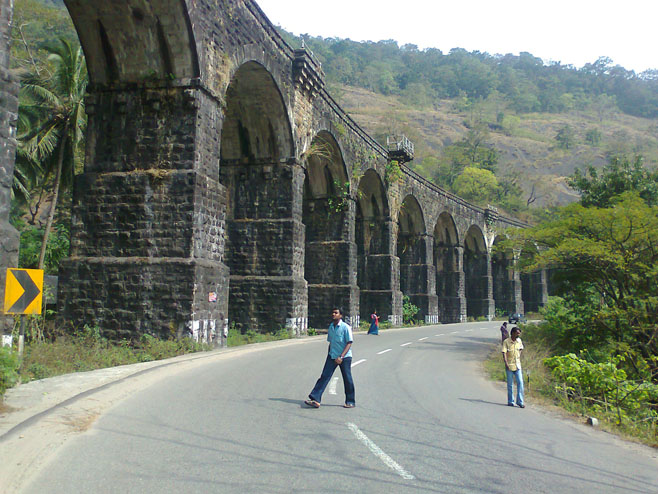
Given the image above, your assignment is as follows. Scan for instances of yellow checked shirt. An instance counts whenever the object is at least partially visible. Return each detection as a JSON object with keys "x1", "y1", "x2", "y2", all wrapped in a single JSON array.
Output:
[{"x1": 502, "y1": 337, "x2": 524, "y2": 371}]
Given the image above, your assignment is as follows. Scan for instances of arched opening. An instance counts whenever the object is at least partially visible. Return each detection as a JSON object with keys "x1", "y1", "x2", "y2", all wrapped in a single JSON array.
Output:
[
  {"x1": 433, "y1": 212, "x2": 465, "y2": 323},
  {"x1": 65, "y1": 0, "x2": 199, "y2": 85},
  {"x1": 220, "y1": 61, "x2": 303, "y2": 333},
  {"x1": 302, "y1": 131, "x2": 358, "y2": 328},
  {"x1": 464, "y1": 225, "x2": 493, "y2": 320},
  {"x1": 355, "y1": 170, "x2": 400, "y2": 323},
  {"x1": 492, "y1": 235, "x2": 520, "y2": 317},
  {"x1": 397, "y1": 196, "x2": 437, "y2": 323}
]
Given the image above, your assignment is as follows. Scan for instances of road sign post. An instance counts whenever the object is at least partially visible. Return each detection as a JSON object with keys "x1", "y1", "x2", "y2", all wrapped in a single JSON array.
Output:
[{"x1": 3, "y1": 268, "x2": 44, "y2": 356}]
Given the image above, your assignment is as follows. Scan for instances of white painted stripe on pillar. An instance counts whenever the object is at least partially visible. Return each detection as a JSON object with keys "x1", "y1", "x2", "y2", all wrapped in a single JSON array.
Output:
[
  {"x1": 377, "y1": 348, "x2": 392, "y2": 355},
  {"x1": 347, "y1": 422, "x2": 415, "y2": 480}
]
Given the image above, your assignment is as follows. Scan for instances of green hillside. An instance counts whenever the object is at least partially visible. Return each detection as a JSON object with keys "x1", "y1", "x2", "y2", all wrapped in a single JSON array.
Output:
[
  {"x1": 333, "y1": 84, "x2": 658, "y2": 208},
  {"x1": 10, "y1": 0, "x2": 658, "y2": 215}
]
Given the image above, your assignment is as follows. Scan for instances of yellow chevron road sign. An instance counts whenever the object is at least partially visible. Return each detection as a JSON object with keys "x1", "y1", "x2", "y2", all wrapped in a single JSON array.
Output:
[{"x1": 3, "y1": 268, "x2": 44, "y2": 315}]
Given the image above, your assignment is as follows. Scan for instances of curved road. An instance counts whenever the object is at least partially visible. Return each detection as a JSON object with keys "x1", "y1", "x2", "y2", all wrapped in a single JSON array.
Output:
[{"x1": 21, "y1": 322, "x2": 658, "y2": 493}]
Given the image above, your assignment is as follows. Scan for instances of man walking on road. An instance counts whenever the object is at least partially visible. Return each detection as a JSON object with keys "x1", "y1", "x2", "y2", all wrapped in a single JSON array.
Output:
[
  {"x1": 304, "y1": 308, "x2": 356, "y2": 409},
  {"x1": 502, "y1": 327, "x2": 525, "y2": 408}
]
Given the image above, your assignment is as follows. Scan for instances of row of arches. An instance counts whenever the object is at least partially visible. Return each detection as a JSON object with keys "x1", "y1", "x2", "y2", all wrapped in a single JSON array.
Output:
[{"x1": 217, "y1": 62, "x2": 545, "y2": 332}]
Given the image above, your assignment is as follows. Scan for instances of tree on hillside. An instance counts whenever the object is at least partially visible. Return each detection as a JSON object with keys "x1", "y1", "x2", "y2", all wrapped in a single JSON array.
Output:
[
  {"x1": 452, "y1": 167, "x2": 499, "y2": 204},
  {"x1": 434, "y1": 125, "x2": 499, "y2": 189},
  {"x1": 555, "y1": 124, "x2": 576, "y2": 149},
  {"x1": 17, "y1": 37, "x2": 87, "y2": 269},
  {"x1": 568, "y1": 156, "x2": 658, "y2": 207}
]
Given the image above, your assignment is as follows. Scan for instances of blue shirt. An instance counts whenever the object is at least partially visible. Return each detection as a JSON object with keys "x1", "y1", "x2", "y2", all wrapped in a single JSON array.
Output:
[{"x1": 327, "y1": 320, "x2": 353, "y2": 359}]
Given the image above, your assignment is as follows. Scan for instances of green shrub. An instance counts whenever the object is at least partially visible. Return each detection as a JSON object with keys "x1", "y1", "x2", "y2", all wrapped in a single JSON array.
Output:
[
  {"x1": 0, "y1": 347, "x2": 20, "y2": 395},
  {"x1": 402, "y1": 296, "x2": 420, "y2": 325}
]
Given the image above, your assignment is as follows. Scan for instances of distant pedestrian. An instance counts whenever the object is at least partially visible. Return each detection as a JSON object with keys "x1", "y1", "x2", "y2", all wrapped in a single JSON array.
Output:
[
  {"x1": 499, "y1": 321, "x2": 509, "y2": 342},
  {"x1": 304, "y1": 307, "x2": 356, "y2": 409},
  {"x1": 502, "y1": 327, "x2": 525, "y2": 408},
  {"x1": 368, "y1": 310, "x2": 379, "y2": 335}
]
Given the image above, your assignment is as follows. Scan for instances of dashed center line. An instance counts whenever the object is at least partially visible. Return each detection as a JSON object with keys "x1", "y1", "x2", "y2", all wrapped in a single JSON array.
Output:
[
  {"x1": 377, "y1": 349, "x2": 393, "y2": 355},
  {"x1": 450, "y1": 331, "x2": 459, "y2": 334},
  {"x1": 436, "y1": 334, "x2": 445, "y2": 336},
  {"x1": 347, "y1": 422, "x2": 415, "y2": 480},
  {"x1": 400, "y1": 342, "x2": 412, "y2": 347},
  {"x1": 328, "y1": 376, "x2": 338, "y2": 395},
  {"x1": 352, "y1": 359, "x2": 367, "y2": 367},
  {"x1": 418, "y1": 337, "x2": 428, "y2": 341}
]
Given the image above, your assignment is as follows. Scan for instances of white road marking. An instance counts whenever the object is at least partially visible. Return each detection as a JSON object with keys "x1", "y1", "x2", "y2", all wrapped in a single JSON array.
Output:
[
  {"x1": 450, "y1": 331, "x2": 459, "y2": 334},
  {"x1": 436, "y1": 334, "x2": 445, "y2": 336},
  {"x1": 400, "y1": 342, "x2": 412, "y2": 347},
  {"x1": 347, "y1": 422, "x2": 415, "y2": 480},
  {"x1": 352, "y1": 359, "x2": 367, "y2": 367},
  {"x1": 418, "y1": 337, "x2": 428, "y2": 341},
  {"x1": 466, "y1": 329, "x2": 473, "y2": 332},
  {"x1": 377, "y1": 349, "x2": 392, "y2": 355},
  {"x1": 328, "y1": 377, "x2": 338, "y2": 395}
]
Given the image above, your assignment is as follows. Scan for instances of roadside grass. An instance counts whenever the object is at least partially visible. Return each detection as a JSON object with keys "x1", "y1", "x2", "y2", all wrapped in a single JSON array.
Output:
[
  {"x1": 0, "y1": 324, "x2": 213, "y2": 394},
  {"x1": 18, "y1": 326, "x2": 213, "y2": 383},
  {"x1": 484, "y1": 324, "x2": 658, "y2": 448},
  {"x1": 226, "y1": 327, "x2": 292, "y2": 347}
]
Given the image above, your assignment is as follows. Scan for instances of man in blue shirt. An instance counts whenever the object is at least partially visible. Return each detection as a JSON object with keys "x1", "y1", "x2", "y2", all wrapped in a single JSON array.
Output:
[{"x1": 304, "y1": 307, "x2": 356, "y2": 408}]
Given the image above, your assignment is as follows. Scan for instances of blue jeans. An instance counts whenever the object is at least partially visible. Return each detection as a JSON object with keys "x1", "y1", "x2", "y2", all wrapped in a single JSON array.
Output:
[
  {"x1": 506, "y1": 368, "x2": 524, "y2": 406},
  {"x1": 309, "y1": 355, "x2": 355, "y2": 405}
]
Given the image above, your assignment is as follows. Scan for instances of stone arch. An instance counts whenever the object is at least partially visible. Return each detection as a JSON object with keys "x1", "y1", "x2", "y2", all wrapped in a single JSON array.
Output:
[
  {"x1": 219, "y1": 61, "x2": 303, "y2": 333},
  {"x1": 302, "y1": 131, "x2": 358, "y2": 328},
  {"x1": 434, "y1": 211, "x2": 465, "y2": 323},
  {"x1": 397, "y1": 196, "x2": 437, "y2": 322},
  {"x1": 355, "y1": 170, "x2": 400, "y2": 323},
  {"x1": 492, "y1": 235, "x2": 520, "y2": 317},
  {"x1": 464, "y1": 224, "x2": 493, "y2": 319},
  {"x1": 64, "y1": 0, "x2": 199, "y2": 85},
  {"x1": 220, "y1": 61, "x2": 293, "y2": 162}
]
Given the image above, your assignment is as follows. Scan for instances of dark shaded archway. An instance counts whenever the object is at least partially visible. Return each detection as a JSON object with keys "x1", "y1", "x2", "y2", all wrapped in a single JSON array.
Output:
[
  {"x1": 433, "y1": 212, "x2": 466, "y2": 323},
  {"x1": 520, "y1": 243, "x2": 547, "y2": 314},
  {"x1": 220, "y1": 61, "x2": 305, "y2": 333},
  {"x1": 397, "y1": 195, "x2": 437, "y2": 323},
  {"x1": 302, "y1": 131, "x2": 358, "y2": 329},
  {"x1": 464, "y1": 225, "x2": 493, "y2": 320},
  {"x1": 355, "y1": 170, "x2": 401, "y2": 324},
  {"x1": 492, "y1": 235, "x2": 522, "y2": 317}
]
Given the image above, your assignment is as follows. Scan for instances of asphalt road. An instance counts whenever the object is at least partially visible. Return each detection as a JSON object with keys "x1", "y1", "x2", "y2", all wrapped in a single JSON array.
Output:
[{"x1": 20, "y1": 322, "x2": 658, "y2": 493}]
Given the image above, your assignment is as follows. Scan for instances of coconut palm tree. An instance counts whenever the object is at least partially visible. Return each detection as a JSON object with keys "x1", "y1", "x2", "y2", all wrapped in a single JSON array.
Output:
[{"x1": 18, "y1": 37, "x2": 87, "y2": 269}]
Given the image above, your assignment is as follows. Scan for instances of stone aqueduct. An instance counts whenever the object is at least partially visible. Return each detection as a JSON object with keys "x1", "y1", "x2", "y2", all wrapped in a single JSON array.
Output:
[{"x1": 0, "y1": 0, "x2": 547, "y2": 342}]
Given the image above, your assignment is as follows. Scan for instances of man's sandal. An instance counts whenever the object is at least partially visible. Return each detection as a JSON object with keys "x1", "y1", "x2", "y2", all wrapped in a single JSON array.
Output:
[
  {"x1": 304, "y1": 399, "x2": 320, "y2": 408},
  {"x1": 343, "y1": 403, "x2": 356, "y2": 408}
]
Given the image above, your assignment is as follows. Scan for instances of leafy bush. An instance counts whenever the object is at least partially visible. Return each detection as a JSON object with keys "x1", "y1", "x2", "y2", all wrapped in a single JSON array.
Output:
[
  {"x1": 545, "y1": 353, "x2": 658, "y2": 426},
  {"x1": 402, "y1": 296, "x2": 420, "y2": 325},
  {"x1": 0, "y1": 347, "x2": 20, "y2": 396}
]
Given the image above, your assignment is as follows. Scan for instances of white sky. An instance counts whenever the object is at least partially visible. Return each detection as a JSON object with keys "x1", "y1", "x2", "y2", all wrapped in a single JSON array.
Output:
[{"x1": 256, "y1": 0, "x2": 657, "y2": 73}]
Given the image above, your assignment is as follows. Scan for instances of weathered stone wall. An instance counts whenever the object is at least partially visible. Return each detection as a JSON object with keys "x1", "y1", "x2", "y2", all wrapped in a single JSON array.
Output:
[
  {"x1": 60, "y1": 85, "x2": 229, "y2": 342},
  {"x1": 0, "y1": 0, "x2": 19, "y2": 335}
]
